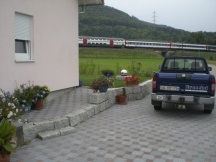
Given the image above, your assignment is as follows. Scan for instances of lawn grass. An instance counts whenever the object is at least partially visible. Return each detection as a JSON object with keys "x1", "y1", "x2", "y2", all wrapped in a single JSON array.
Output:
[
  {"x1": 79, "y1": 58, "x2": 163, "y2": 75},
  {"x1": 79, "y1": 48, "x2": 216, "y2": 87},
  {"x1": 79, "y1": 48, "x2": 164, "y2": 87},
  {"x1": 79, "y1": 48, "x2": 162, "y2": 58}
]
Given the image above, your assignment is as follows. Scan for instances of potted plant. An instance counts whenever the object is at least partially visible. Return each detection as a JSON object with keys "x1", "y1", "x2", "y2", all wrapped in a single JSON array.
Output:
[
  {"x1": 90, "y1": 75, "x2": 114, "y2": 93},
  {"x1": 101, "y1": 69, "x2": 114, "y2": 77},
  {"x1": 116, "y1": 87, "x2": 127, "y2": 105},
  {"x1": 14, "y1": 83, "x2": 36, "y2": 112},
  {"x1": 32, "y1": 85, "x2": 50, "y2": 110},
  {"x1": 0, "y1": 89, "x2": 20, "y2": 162},
  {"x1": 0, "y1": 119, "x2": 16, "y2": 162},
  {"x1": 124, "y1": 75, "x2": 140, "y2": 86},
  {"x1": 0, "y1": 89, "x2": 21, "y2": 121}
]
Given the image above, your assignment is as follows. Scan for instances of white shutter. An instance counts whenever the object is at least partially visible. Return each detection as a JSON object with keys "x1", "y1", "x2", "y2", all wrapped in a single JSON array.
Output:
[{"x1": 15, "y1": 13, "x2": 31, "y2": 40}]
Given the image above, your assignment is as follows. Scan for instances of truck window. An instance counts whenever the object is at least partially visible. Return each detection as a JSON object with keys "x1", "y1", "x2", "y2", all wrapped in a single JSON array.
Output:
[{"x1": 162, "y1": 58, "x2": 206, "y2": 72}]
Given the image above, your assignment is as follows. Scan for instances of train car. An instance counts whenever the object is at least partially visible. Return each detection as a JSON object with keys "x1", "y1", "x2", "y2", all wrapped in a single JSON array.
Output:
[
  {"x1": 79, "y1": 36, "x2": 125, "y2": 48},
  {"x1": 182, "y1": 43, "x2": 207, "y2": 51},
  {"x1": 206, "y1": 45, "x2": 216, "y2": 52},
  {"x1": 171, "y1": 43, "x2": 207, "y2": 51},
  {"x1": 170, "y1": 43, "x2": 183, "y2": 50},
  {"x1": 125, "y1": 40, "x2": 171, "y2": 49}
]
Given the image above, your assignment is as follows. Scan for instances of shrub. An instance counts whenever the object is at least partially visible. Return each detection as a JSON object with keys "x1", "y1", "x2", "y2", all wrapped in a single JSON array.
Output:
[{"x1": 90, "y1": 75, "x2": 114, "y2": 92}]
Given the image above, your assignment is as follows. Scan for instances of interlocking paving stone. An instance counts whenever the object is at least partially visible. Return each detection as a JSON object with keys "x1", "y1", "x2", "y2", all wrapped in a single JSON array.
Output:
[{"x1": 10, "y1": 70, "x2": 216, "y2": 162}]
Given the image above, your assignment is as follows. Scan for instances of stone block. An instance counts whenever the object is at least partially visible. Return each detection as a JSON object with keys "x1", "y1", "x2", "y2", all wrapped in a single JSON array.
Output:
[
  {"x1": 142, "y1": 92, "x2": 147, "y2": 98},
  {"x1": 111, "y1": 97, "x2": 116, "y2": 105},
  {"x1": 128, "y1": 94, "x2": 136, "y2": 101},
  {"x1": 125, "y1": 87, "x2": 133, "y2": 94},
  {"x1": 142, "y1": 84, "x2": 148, "y2": 92},
  {"x1": 65, "y1": 113, "x2": 81, "y2": 127},
  {"x1": 34, "y1": 120, "x2": 55, "y2": 132},
  {"x1": 51, "y1": 117, "x2": 69, "y2": 129},
  {"x1": 115, "y1": 75, "x2": 130, "y2": 80},
  {"x1": 59, "y1": 127, "x2": 76, "y2": 136},
  {"x1": 93, "y1": 104, "x2": 100, "y2": 115},
  {"x1": 106, "y1": 90, "x2": 115, "y2": 100},
  {"x1": 133, "y1": 86, "x2": 141, "y2": 93},
  {"x1": 136, "y1": 93, "x2": 143, "y2": 100},
  {"x1": 99, "y1": 102, "x2": 106, "y2": 112},
  {"x1": 83, "y1": 104, "x2": 96, "y2": 118},
  {"x1": 145, "y1": 80, "x2": 152, "y2": 93},
  {"x1": 37, "y1": 130, "x2": 60, "y2": 140},
  {"x1": 114, "y1": 88, "x2": 122, "y2": 96},
  {"x1": 105, "y1": 99, "x2": 111, "y2": 109},
  {"x1": 12, "y1": 122, "x2": 24, "y2": 147},
  {"x1": 23, "y1": 123, "x2": 38, "y2": 142},
  {"x1": 140, "y1": 85, "x2": 146, "y2": 93},
  {"x1": 72, "y1": 109, "x2": 89, "y2": 122},
  {"x1": 89, "y1": 93, "x2": 107, "y2": 104}
]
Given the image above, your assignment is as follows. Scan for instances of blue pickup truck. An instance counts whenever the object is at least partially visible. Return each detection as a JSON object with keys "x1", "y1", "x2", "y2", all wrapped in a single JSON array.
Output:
[{"x1": 151, "y1": 56, "x2": 215, "y2": 113}]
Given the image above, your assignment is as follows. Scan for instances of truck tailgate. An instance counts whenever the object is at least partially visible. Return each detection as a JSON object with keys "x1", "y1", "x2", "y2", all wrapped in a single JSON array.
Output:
[{"x1": 158, "y1": 73, "x2": 210, "y2": 94}]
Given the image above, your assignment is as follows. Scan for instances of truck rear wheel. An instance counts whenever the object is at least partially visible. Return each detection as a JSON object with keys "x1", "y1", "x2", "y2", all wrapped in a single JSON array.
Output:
[
  {"x1": 204, "y1": 109, "x2": 212, "y2": 114},
  {"x1": 152, "y1": 100, "x2": 162, "y2": 110},
  {"x1": 154, "y1": 105, "x2": 162, "y2": 110},
  {"x1": 204, "y1": 104, "x2": 214, "y2": 114}
]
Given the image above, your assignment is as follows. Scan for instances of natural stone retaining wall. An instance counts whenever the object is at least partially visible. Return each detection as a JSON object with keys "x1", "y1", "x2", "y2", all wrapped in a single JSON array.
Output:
[
  {"x1": 89, "y1": 80, "x2": 152, "y2": 104},
  {"x1": 22, "y1": 80, "x2": 152, "y2": 142}
]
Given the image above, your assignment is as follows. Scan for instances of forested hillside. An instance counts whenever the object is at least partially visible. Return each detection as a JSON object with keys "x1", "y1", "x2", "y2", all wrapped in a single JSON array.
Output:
[{"x1": 79, "y1": 5, "x2": 216, "y2": 45}]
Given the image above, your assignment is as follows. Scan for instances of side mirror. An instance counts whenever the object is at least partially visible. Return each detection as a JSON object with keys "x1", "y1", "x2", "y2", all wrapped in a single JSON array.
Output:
[{"x1": 208, "y1": 67, "x2": 212, "y2": 71}]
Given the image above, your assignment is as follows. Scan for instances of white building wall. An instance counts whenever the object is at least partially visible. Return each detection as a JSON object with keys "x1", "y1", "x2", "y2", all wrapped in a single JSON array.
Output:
[{"x1": 0, "y1": 0, "x2": 79, "y2": 92}]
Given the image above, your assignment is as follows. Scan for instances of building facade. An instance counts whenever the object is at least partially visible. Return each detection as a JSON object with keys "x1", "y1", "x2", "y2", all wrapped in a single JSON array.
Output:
[{"x1": 0, "y1": 0, "x2": 103, "y2": 96}]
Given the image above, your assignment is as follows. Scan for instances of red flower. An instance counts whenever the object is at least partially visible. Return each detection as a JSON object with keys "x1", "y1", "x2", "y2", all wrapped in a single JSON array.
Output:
[{"x1": 124, "y1": 75, "x2": 140, "y2": 86}]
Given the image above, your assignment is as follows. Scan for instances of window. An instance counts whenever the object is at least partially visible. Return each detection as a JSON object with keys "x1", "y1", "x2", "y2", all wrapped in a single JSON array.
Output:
[
  {"x1": 15, "y1": 13, "x2": 32, "y2": 61},
  {"x1": 162, "y1": 58, "x2": 206, "y2": 72},
  {"x1": 15, "y1": 40, "x2": 27, "y2": 53}
]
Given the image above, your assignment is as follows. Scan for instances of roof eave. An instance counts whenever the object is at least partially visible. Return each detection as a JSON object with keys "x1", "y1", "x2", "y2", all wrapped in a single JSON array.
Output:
[{"x1": 78, "y1": 0, "x2": 104, "y2": 7}]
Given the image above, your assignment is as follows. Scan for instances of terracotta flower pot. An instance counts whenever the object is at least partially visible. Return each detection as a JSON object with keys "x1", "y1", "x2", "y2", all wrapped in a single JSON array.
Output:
[
  {"x1": 116, "y1": 95, "x2": 127, "y2": 105},
  {"x1": 0, "y1": 153, "x2": 11, "y2": 162},
  {"x1": 32, "y1": 99, "x2": 43, "y2": 110}
]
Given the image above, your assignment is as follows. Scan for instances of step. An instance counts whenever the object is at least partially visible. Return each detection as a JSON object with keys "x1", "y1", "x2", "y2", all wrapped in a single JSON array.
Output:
[{"x1": 37, "y1": 126, "x2": 76, "y2": 140}]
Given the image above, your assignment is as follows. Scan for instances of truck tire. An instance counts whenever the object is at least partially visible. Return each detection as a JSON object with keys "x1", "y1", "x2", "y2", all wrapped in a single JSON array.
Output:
[
  {"x1": 152, "y1": 100, "x2": 162, "y2": 110},
  {"x1": 204, "y1": 104, "x2": 214, "y2": 114},
  {"x1": 204, "y1": 109, "x2": 212, "y2": 114},
  {"x1": 154, "y1": 105, "x2": 162, "y2": 110}
]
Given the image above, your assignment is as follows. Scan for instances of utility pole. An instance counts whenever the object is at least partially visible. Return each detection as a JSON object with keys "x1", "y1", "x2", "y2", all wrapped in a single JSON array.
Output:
[{"x1": 153, "y1": 11, "x2": 157, "y2": 24}]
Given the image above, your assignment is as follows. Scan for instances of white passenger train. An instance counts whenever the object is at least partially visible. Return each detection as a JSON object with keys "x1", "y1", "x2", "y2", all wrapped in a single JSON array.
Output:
[
  {"x1": 79, "y1": 36, "x2": 125, "y2": 48},
  {"x1": 79, "y1": 36, "x2": 216, "y2": 52}
]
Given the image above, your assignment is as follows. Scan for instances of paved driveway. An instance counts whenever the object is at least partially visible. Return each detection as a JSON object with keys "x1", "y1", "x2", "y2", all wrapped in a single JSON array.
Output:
[{"x1": 11, "y1": 94, "x2": 216, "y2": 162}]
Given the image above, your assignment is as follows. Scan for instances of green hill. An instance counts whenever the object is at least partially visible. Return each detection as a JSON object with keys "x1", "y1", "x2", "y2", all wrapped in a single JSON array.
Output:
[{"x1": 79, "y1": 5, "x2": 216, "y2": 45}]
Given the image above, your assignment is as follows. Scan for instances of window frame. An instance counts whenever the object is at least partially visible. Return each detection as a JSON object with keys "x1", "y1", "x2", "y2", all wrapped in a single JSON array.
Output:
[{"x1": 15, "y1": 12, "x2": 33, "y2": 62}]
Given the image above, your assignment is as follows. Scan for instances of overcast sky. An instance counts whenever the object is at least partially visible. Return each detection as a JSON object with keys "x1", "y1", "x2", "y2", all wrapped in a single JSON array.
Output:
[{"x1": 105, "y1": 0, "x2": 216, "y2": 32}]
